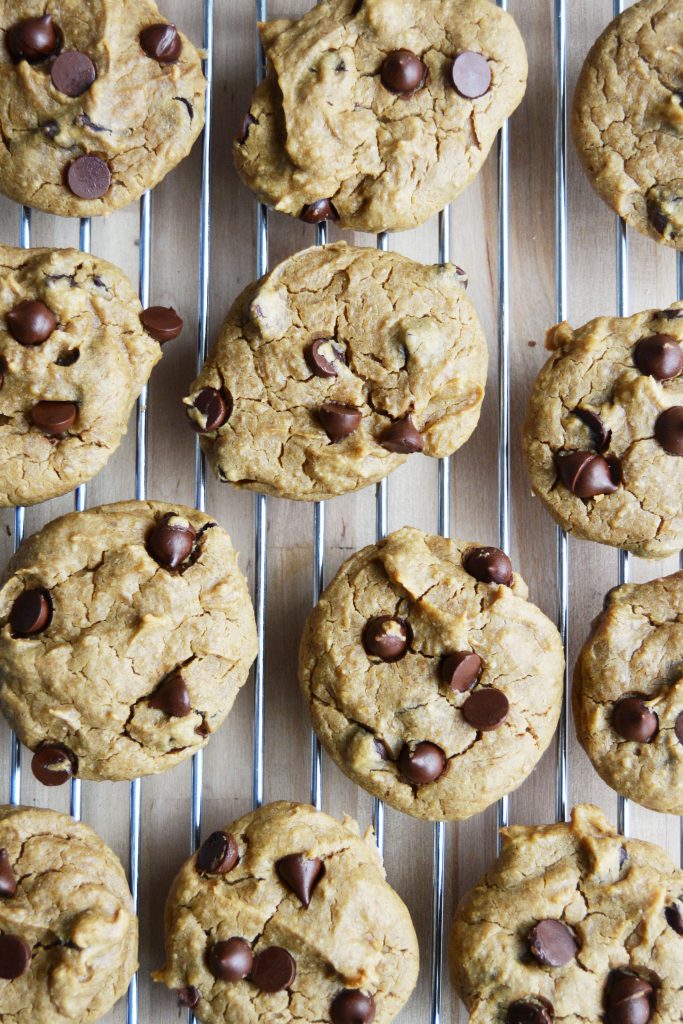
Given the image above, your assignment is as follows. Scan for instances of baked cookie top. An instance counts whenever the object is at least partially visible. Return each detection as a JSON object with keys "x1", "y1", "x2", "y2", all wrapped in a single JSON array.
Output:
[
  {"x1": 186, "y1": 243, "x2": 487, "y2": 502},
  {"x1": 234, "y1": 0, "x2": 527, "y2": 233},
  {"x1": 153, "y1": 801, "x2": 419, "y2": 1024},
  {"x1": 0, "y1": 245, "x2": 166, "y2": 507},
  {"x1": 0, "y1": 500, "x2": 257, "y2": 782},
  {"x1": 523, "y1": 302, "x2": 683, "y2": 558},
  {"x1": 0, "y1": 804, "x2": 137, "y2": 1024},
  {"x1": 450, "y1": 804, "x2": 683, "y2": 1024},
  {"x1": 573, "y1": 0, "x2": 683, "y2": 250},
  {"x1": 573, "y1": 572, "x2": 683, "y2": 816},
  {"x1": 299, "y1": 527, "x2": 564, "y2": 821},
  {"x1": 0, "y1": 1, "x2": 205, "y2": 217}
]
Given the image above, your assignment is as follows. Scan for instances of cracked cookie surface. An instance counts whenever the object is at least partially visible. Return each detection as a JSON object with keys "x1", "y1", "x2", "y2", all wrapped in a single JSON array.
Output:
[
  {"x1": 0, "y1": 804, "x2": 137, "y2": 1024},
  {"x1": 153, "y1": 801, "x2": 419, "y2": 1024},
  {"x1": 573, "y1": 572, "x2": 683, "y2": 815},
  {"x1": 0, "y1": 500, "x2": 257, "y2": 782},
  {"x1": 449, "y1": 804, "x2": 683, "y2": 1024},
  {"x1": 573, "y1": 0, "x2": 683, "y2": 250},
  {"x1": 298, "y1": 527, "x2": 564, "y2": 821},
  {"x1": 0, "y1": 245, "x2": 162, "y2": 507},
  {"x1": 523, "y1": 302, "x2": 683, "y2": 558},
  {"x1": 0, "y1": 0, "x2": 205, "y2": 217},
  {"x1": 234, "y1": 0, "x2": 527, "y2": 233},
  {"x1": 187, "y1": 243, "x2": 487, "y2": 502}
]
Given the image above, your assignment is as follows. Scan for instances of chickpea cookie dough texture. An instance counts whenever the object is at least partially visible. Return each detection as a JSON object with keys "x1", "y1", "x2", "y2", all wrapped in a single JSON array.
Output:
[
  {"x1": 299, "y1": 527, "x2": 564, "y2": 822},
  {"x1": 523, "y1": 302, "x2": 683, "y2": 559},
  {"x1": 0, "y1": 0, "x2": 205, "y2": 217},
  {"x1": 186, "y1": 243, "x2": 487, "y2": 502},
  {"x1": 0, "y1": 500, "x2": 257, "y2": 783},
  {"x1": 234, "y1": 0, "x2": 528, "y2": 233},
  {"x1": 154, "y1": 801, "x2": 419, "y2": 1024},
  {"x1": 450, "y1": 804, "x2": 683, "y2": 1024},
  {"x1": 0, "y1": 245, "x2": 166, "y2": 507},
  {"x1": 0, "y1": 805, "x2": 137, "y2": 1024},
  {"x1": 573, "y1": 572, "x2": 683, "y2": 816},
  {"x1": 573, "y1": 0, "x2": 683, "y2": 251}
]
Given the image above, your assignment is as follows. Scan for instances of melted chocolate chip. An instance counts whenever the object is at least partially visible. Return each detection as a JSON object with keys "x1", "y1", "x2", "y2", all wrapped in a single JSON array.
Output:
[
  {"x1": 528, "y1": 920, "x2": 577, "y2": 967},
  {"x1": 7, "y1": 300, "x2": 56, "y2": 345},
  {"x1": 362, "y1": 616, "x2": 411, "y2": 661},
  {"x1": 574, "y1": 408, "x2": 611, "y2": 452},
  {"x1": 300, "y1": 199, "x2": 339, "y2": 224},
  {"x1": 379, "y1": 414, "x2": 425, "y2": 454},
  {"x1": 140, "y1": 306, "x2": 183, "y2": 343},
  {"x1": 196, "y1": 831, "x2": 239, "y2": 875},
  {"x1": 6, "y1": 15, "x2": 60, "y2": 64},
  {"x1": 140, "y1": 23, "x2": 182, "y2": 64},
  {"x1": 318, "y1": 402, "x2": 362, "y2": 442},
  {"x1": 31, "y1": 744, "x2": 77, "y2": 787},
  {"x1": 147, "y1": 513, "x2": 196, "y2": 570},
  {"x1": 149, "y1": 671, "x2": 191, "y2": 717},
  {"x1": 237, "y1": 113, "x2": 255, "y2": 144},
  {"x1": 464, "y1": 547, "x2": 513, "y2": 586},
  {"x1": 612, "y1": 698, "x2": 658, "y2": 742},
  {"x1": 440, "y1": 651, "x2": 482, "y2": 692},
  {"x1": 250, "y1": 947, "x2": 296, "y2": 993},
  {"x1": 0, "y1": 849, "x2": 17, "y2": 897},
  {"x1": 634, "y1": 334, "x2": 683, "y2": 381},
  {"x1": 276, "y1": 854, "x2": 324, "y2": 907},
  {"x1": 177, "y1": 987, "x2": 200, "y2": 1008},
  {"x1": 665, "y1": 903, "x2": 683, "y2": 935},
  {"x1": 51, "y1": 51, "x2": 96, "y2": 97},
  {"x1": 380, "y1": 50, "x2": 428, "y2": 96},
  {"x1": 398, "y1": 742, "x2": 446, "y2": 785},
  {"x1": 305, "y1": 338, "x2": 346, "y2": 378},
  {"x1": 331, "y1": 990, "x2": 376, "y2": 1024},
  {"x1": 462, "y1": 688, "x2": 509, "y2": 731},
  {"x1": 175, "y1": 97, "x2": 193, "y2": 120},
  {"x1": 207, "y1": 938, "x2": 253, "y2": 982},
  {"x1": 451, "y1": 52, "x2": 492, "y2": 98},
  {"x1": 9, "y1": 589, "x2": 52, "y2": 638}
]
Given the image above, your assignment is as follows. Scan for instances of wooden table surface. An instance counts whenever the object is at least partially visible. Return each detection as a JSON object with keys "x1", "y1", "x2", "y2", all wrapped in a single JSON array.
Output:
[{"x1": 0, "y1": 2, "x2": 680, "y2": 1021}]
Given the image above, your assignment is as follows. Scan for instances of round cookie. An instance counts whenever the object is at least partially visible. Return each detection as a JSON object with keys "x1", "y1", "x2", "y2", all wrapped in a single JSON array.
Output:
[
  {"x1": 298, "y1": 527, "x2": 564, "y2": 821},
  {"x1": 573, "y1": 572, "x2": 683, "y2": 815},
  {"x1": 0, "y1": 500, "x2": 257, "y2": 782},
  {"x1": 573, "y1": 0, "x2": 683, "y2": 250},
  {"x1": 523, "y1": 302, "x2": 683, "y2": 558},
  {"x1": 234, "y1": 0, "x2": 527, "y2": 233},
  {"x1": 0, "y1": 1, "x2": 205, "y2": 217},
  {"x1": 0, "y1": 244, "x2": 170, "y2": 506},
  {"x1": 450, "y1": 804, "x2": 683, "y2": 1024},
  {"x1": 0, "y1": 804, "x2": 137, "y2": 1024},
  {"x1": 153, "y1": 801, "x2": 419, "y2": 1024},
  {"x1": 186, "y1": 242, "x2": 487, "y2": 502}
]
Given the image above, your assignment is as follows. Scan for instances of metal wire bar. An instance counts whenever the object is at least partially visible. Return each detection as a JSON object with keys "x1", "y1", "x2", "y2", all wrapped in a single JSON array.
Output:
[{"x1": 679, "y1": 249, "x2": 683, "y2": 868}]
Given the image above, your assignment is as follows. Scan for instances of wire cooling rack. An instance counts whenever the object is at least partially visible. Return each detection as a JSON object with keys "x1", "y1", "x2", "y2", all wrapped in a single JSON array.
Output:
[{"x1": 3, "y1": 2, "x2": 682, "y2": 1023}]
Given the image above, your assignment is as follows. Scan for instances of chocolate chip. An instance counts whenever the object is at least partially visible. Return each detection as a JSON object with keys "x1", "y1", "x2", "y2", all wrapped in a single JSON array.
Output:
[
  {"x1": 0, "y1": 934, "x2": 31, "y2": 980},
  {"x1": 177, "y1": 987, "x2": 200, "y2": 1008},
  {"x1": 612, "y1": 697, "x2": 658, "y2": 742},
  {"x1": 300, "y1": 199, "x2": 339, "y2": 224},
  {"x1": 648, "y1": 200, "x2": 669, "y2": 237},
  {"x1": 654, "y1": 407, "x2": 683, "y2": 455},
  {"x1": 508, "y1": 1002, "x2": 553, "y2": 1024},
  {"x1": 380, "y1": 50, "x2": 428, "y2": 96},
  {"x1": 207, "y1": 938, "x2": 253, "y2": 982},
  {"x1": 55, "y1": 348, "x2": 80, "y2": 367},
  {"x1": 374, "y1": 737, "x2": 391, "y2": 760},
  {"x1": 0, "y1": 850, "x2": 16, "y2": 897},
  {"x1": 318, "y1": 401, "x2": 362, "y2": 442},
  {"x1": 7, "y1": 300, "x2": 56, "y2": 345},
  {"x1": 196, "y1": 831, "x2": 239, "y2": 875},
  {"x1": 574, "y1": 408, "x2": 611, "y2": 452},
  {"x1": 305, "y1": 338, "x2": 346, "y2": 378},
  {"x1": 79, "y1": 113, "x2": 108, "y2": 132},
  {"x1": 661, "y1": 308, "x2": 683, "y2": 320},
  {"x1": 618, "y1": 845, "x2": 628, "y2": 868},
  {"x1": 175, "y1": 97, "x2": 193, "y2": 120},
  {"x1": 237, "y1": 113, "x2": 255, "y2": 144},
  {"x1": 140, "y1": 23, "x2": 182, "y2": 64},
  {"x1": 30, "y1": 400, "x2": 78, "y2": 435},
  {"x1": 50, "y1": 51, "x2": 96, "y2": 96},
  {"x1": 675, "y1": 711, "x2": 683, "y2": 745},
  {"x1": 31, "y1": 744, "x2": 77, "y2": 787},
  {"x1": 665, "y1": 903, "x2": 683, "y2": 935},
  {"x1": 362, "y1": 616, "x2": 411, "y2": 661},
  {"x1": 606, "y1": 971, "x2": 654, "y2": 1024},
  {"x1": 464, "y1": 546, "x2": 513, "y2": 586},
  {"x1": 331, "y1": 990, "x2": 377, "y2": 1024},
  {"x1": 462, "y1": 688, "x2": 509, "y2": 731},
  {"x1": 276, "y1": 854, "x2": 324, "y2": 907},
  {"x1": 634, "y1": 334, "x2": 683, "y2": 381},
  {"x1": 528, "y1": 920, "x2": 577, "y2": 967},
  {"x1": 398, "y1": 742, "x2": 446, "y2": 785},
  {"x1": 188, "y1": 387, "x2": 231, "y2": 432},
  {"x1": 147, "y1": 513, "x2": 196, "y2": 570},
  {"x1": 42, "y1": 119, "x2": 59, "y2": 139},
  {"x1": 251, "y1": 947, "x2": 296, "y2": 993},
  {"x1": 6, "y1": 15, "x2": 60, "y2": 64},
  {"x1": 451, "y1": 51, "x2": 492, "y2": 98},
  {"x1": 379, "y1": 414, "x2": 425, "y2": 454},
  {"x1": 140, "y1": 306, "x2": 183, "y2": 343},
  {"x1": 66, "y1": 155, "x2": 111, "y2": 199},
  {"x1": 440, "y1": 651, "x2": 482, "y2": 692},
  {"x1": 149, "y1": 671, "x2": 191, "y2": 717},
  {"x1": 554, "y1": 450, "x2": 619, "y2": 497},
  {"x1": 9, "y1": 589, "x2": 51, "y2": 637}
]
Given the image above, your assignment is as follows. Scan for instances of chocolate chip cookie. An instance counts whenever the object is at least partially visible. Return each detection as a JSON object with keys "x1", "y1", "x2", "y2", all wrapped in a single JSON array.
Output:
[
  {"x1": 573, "y1": 572, "x2": 683, "y2": 815},
  {"x1": 0, "y1": 244, "x2": 174, "y2": 507},
  {"x1": 234, "y1": 0, "x2": 527, "y2": 233},
  {"x1": 0, "y1": 1, "x2": 205, "y2": 216},
  {"x1": 0, "y1": 500, "x2": 257, "y2": 782},
  {"x1": 573, "y1": 0, "x2": 683, "y2": 250},
  {"x1": 153, "y1": 801, "x2": 419, "y2": 1024},
  {"x1": 0, "y1": 804, "x2": 137, "y2": 1024},
  {"x1": 186, "y1": 243, "x2": 487, "y2": 502},
  {"x1": 299, "y1": 527, "x2": 564, "y2": 821},
  {"x1": 450, "y1": 803, "x2": 683, "y2": 1024},
  {"x1": 523, "y1": 302, "x2": 683, "y2": 558}
]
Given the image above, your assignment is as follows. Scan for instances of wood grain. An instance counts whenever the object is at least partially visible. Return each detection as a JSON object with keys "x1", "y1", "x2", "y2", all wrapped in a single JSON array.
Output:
[{"x1": 0, "y1": 2, "x2": 679, "y2": 1021}]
